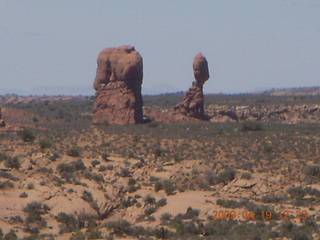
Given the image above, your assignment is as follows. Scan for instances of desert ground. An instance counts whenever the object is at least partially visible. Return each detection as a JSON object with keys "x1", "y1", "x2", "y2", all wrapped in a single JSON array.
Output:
[{"x1": 0, "y1": 89, "x2": 319, "y2": 240}]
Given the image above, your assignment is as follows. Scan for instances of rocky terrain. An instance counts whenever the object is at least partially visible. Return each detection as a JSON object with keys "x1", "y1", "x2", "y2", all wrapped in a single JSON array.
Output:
[{"x1": 0, "y1": 89, "x2": 319, "y2": 239}]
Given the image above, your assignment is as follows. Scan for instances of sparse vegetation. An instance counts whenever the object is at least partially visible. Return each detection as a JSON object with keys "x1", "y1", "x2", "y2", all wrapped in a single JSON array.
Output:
[{"x1": 1, "y1": 93, "x2": 320, "y2": 239}]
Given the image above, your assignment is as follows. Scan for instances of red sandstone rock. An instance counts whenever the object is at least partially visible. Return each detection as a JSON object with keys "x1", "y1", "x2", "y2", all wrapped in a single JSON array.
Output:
[
  {"x1": 173, "y1": 53, "x2": 210, "y2": 119},
  {"x1": 92, "y1": 45, "x2": 143, "y2": 125}
]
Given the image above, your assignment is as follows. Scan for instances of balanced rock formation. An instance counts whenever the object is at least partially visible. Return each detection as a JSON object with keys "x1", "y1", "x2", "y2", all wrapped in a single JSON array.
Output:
[
  {"x1": 173, "y1": 53, "x2": 210, "y2": 119},
  {"x1": 92, "y1": 45, "x2": 143, "y2": 125}
]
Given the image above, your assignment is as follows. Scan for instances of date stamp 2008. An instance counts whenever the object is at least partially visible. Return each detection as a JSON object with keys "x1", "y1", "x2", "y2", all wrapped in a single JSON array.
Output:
[{"x1": 212, "y1": 210, "x2": 308, "y2": 220}]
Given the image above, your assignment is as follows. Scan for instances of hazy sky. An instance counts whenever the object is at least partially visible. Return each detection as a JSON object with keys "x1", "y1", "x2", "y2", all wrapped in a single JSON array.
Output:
[{"x1": 1, "y1": 0, "x2": 320, "y2": 95}]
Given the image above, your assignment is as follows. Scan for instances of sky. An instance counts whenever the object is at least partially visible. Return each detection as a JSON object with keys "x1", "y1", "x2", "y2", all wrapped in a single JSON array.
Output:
[{"x1": 0, "y1": 0, "x2": 320, "y2": 96}]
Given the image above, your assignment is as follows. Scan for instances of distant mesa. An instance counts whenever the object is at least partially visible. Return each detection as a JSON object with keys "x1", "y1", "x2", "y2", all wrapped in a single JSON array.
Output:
[
  {"x1": 173, "y1": 52, "x2": 210, "y2": 119},
  {"x1": 92, "y1": 45, "x2": 144, "y2": 125}
]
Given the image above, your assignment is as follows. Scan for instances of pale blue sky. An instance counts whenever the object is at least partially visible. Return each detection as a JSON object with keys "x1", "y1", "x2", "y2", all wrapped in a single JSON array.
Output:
[{"x1": 0, "y1": 0, "x2": 319, "y2": 95}]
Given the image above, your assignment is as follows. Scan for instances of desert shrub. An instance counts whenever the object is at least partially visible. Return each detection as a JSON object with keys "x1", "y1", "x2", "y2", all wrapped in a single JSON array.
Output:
[
  {"x1": 216, "y1": 168, "x2": 236, "y2": 184},
  {"x1": 101, "y1": 153, "x2": 110, "y2": 161},
  {"x1": 0, "y1": 180, "x2": 14, "y2": 189},
  {"x1": 216, "y1": 199, "x2": 246, "y2": 208},
  {"x1": 144, "y1": 195, "x2": 156, "y2": 205},
  {"x1": 204, "y1": 219, "x2": 237, "y2": 236},
  {"x1": 69, "y1": 231, "x2": 86, "y2": 240},
  {"x1": 263, "y1": 145, "x2": 273, "y2": 154},
  {"x1": 57, "y1": 212, "x2": 78, "y2": 233},
  {"x1": 156, "y1": 198, "x2": 167, "y2": 208},
  {"x1": 105, "y1": 220, "x2": 132, "y2": 236},
  {"x1": 57, "y1": 212, "x2": 96, "y2": 234},
  {"x1": 161, "y1": 213, "x2": 172, "y2": 222},
  {"x1": 144, "y1": 207, "x2": 156, "y2": 216},
  {"x1": 127, "y1": 178, "x2": 136, "y2": 186},
  {"x1": 278, "y1": 220, "x2": 313, "y2": 240},
  {"x1": 23, "y1": 201, "x2": 50, "y2": 228},
  {"x1": 163, "y1": 180, "x2": 176, "y2": 195},
  {"x1": 19, "y1": 127, "x2": 35, "y2": 142},
  {"x1": 67, "y1": 147, "x2": 81, "y2": 157},
  {"x1": 153, "y1": 227, "x2": 173, "y2": 239},
  {"x1": 39, "y1": 139, "x2": 51, "y2": 149},
  {"x1": 119, "y1": 167, "x2": 132, "y2": 177},
  {"x1": 227, "y1": 222, "x2": 262, "y2": 239},
  {"x1": 241, "y1": 121, "x2": 263, "y2": 131},
  {"x1": 174, "y1": 220, "x2": 200, "y2": 236},
  {"x1": 4, "y1": 229, "x2": 17, "y2": 240},
  {"x1": 38, "y1": 167, "x2": 53, "y2": 173},
  {"x1": 49, "y1": 152, "x2": 60, "y2": 161},
  {"x1": 204, "y1": 170, "x2": 216, "y2": 185},
  {"x1": 86, "y1": 228, "x2": 103, "y2": 239},
  {"x1": 178, "y1": 207, "x2": 200, "y2": 220},
  {"x1": 287, "y1": 186, "x2": 305, "y2": 200},
  {"x1": 5, "y1": 156, "x2": 20, "y2": 169},
  {"x1": 19, "y1": 192, "x2": 28, "y2": 198},
  {"x1": 91, "y1": 160, "x2": 100, "y2": 167},
  {"x1": 241, "y1": 172, "x2": 252, "y2": 180},
  {"x1": 154, "y1": 181, "x2": 163, "y2": 192},
  {"x1": 0, "y1": 152, "x2": 8, "y2": 162},
  {"x1": 10, "y1": 215, "x2": 23, "y2": 223},
  {"x1": 121, "y1": 197, "x2": 136, "y2": 208},
  {"x1": 61, "y1": 172, "x2": 75, "y2": 183},
  {"x1": 84, "y1": 172, "x2": 104, "y2": 183},
  {"x1": 81, "y1": 190, "x2": 94, "y2": 203},
  {"x1": 260, "y1": 194, "x2": 283, "y2": 203},
  {"x1": 57, "y1": 159, "x2": 86, "y2": 173},
  {"x1": 246, "y1": 203, "x2": 277, "y2": 221},
  {"x1": 0, "y1": 171, "x2": 19, "y2": 181},
  {"x1": 303, "y1": 165, "x2": 320, "y2": 183}
]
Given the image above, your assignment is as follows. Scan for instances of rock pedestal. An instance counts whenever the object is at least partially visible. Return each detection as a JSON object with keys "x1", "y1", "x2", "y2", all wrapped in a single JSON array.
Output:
[
  {"x1": 174, "y1": 53, "x2": 210, "y2": 119},
  {"x1": 92, "y1": 45, "x2": 143, "y2": 125}
]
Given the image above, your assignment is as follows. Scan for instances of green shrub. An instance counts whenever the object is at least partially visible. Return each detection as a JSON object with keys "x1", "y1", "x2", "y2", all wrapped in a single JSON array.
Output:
[
  {"x1": 81, "y1": 190, "x2": 94, "y2": 203},
  {"x1": 287, "y1": 186, "x2": 305, "y2": 200},
  {"x1": 19, "y1": 127, "x2": 35, "y2": 142},
  {"x1": 39, "y1": 139, "x2": 51, "y2": 149},
  {"x1": 4, "y1": 229, "x2": 17, "y2": 240},
  {"x1": 67, "y1": 147, "x2": 81, "y2": 157},
  {"x1": 241, "y1": 121, "x2": 263, "y2": 131},
  {"x1": 91, "y1": 160, "x2": 100, "y2": 167},
  {"x1": 19, "y1": 192, "x2": 28, "y2": 198},
  {"x1": 240, "y1": 172, "x2": 252, "y2": 180},
  {"x1": 144, "y1": 195, "x2": 156, "y2": 205},
  {"x1": 163, "y1": 180, "x2": 176, "y2": 195},
  {"x1": 0, "y1": 172, "x2": 19, "y2": 181},
  {"x1": 105, "y1": 220, "x2": 132, "y2": 236},
  {"x1": 154, "y1": 181, "x2": 163, "y2": 192},
  {"x1": 156, "y1": 198, "x2": 167, "y2": 208},
  {"x1": 304, "y1": 165, "x2": 320, "y2": 178},
  {"x1": 0, "y1": 180, "x2": 14, "y2": 189},
  {"x1": 10, "y1": 215, "x2": 23, "y2": 223},
  {"x1": 0, "y1": 152, "x2": 8, "y2": 162},
  {"x1": 5, "y1": 156, "x2": 20, "y2": 169},
  {"x1": 217, "y1": 168, "x2": 236, "y2": 184},
  {"x1": 144, "y1": 207, "x2": 156, "y2": 216}
]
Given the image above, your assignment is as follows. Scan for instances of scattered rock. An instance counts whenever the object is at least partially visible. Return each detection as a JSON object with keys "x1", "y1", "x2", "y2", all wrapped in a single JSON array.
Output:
[
  {"x1": 234, "y1": 179, "x2": 257, "y2": 189},
  {"x1": 92, "y1": 45, "x2": 143, "y2": 125}
]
